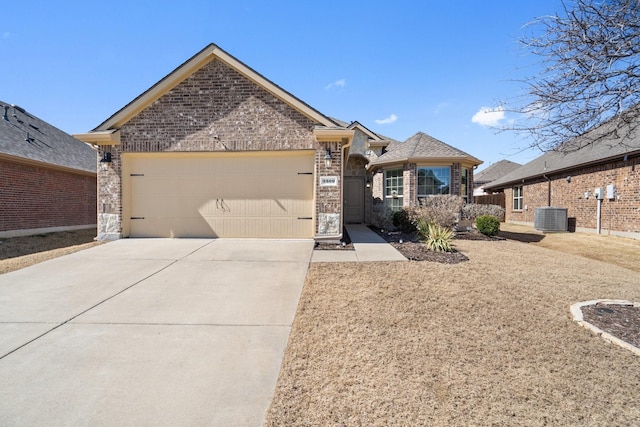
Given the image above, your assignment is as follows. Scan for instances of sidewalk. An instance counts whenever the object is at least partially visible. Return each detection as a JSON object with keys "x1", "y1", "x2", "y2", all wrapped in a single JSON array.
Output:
[{"x1": 311, "y1": 224, "x2": 407, "y2": 263}]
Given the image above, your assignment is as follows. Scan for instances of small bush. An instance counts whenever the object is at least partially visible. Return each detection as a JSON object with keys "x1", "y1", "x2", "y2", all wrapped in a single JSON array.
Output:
[
  {"x1": 463, "y1": 204, "x2": 505, "y2": 221},
  {"x1": 413, "y1": 195, "x2": 465, "y2": 229},
  {"x1": 416, "y1": 218, "x2": 434, "y2": 241},
  {"x1": 418, "y1": 220, "x2": 454, "y2": 252},
  {"x1": 392, "y1": 209, "x2": 417, "y2": 233},
  {"x1": 476, "y1": 215, "x2": 500, "y2": 237},
  {"x1": 372, "y1": 203, "x2": 393, "y2": 230}
]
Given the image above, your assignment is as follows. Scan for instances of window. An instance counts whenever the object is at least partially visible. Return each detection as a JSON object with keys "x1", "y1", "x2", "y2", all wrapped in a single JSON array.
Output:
[
  {"x1": 384, "y1": 169, "x2": 403, "y2": 211},
  {"x1": 513, "y1": 186, "x2": 523, "y2": 210},
  {"x1": 418, "y1": 167, "x2": 450, "y2": 199},
  {"x1": 460, "y1": 168, "x2": 469, "y2": 202}
]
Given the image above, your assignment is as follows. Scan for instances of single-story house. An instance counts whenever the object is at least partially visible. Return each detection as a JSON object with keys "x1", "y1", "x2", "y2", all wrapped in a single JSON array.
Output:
[
  {"x1": 0, "y1": 102, "x2": 97, "y2": 238},
  {"x1": 368, "y1": 131, "x2": 482, "y2": 209},
  {"x1": 75, "y1": 43, "x2": 482, "y2": 241},
  {"x1": 484, "y1": 115, "x2": 640, "y2": 239},
  {"x1": 473, "y1": 159, "x2": 521, "y2": 196}
]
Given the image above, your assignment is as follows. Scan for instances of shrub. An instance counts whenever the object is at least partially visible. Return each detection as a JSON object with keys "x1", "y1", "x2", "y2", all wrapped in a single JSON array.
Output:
[
  {"x1": 417, "y1": 220, "x2": 454, "y2": 252},
  {"x1": 392, "y1": 209, "x2": 417, "y2": 233},
  {"x1": 416, "y1": 218, "x2": 434, "y2": 240},
  {"x1": 476, "y1": 215, "x2": 500, "y2": 237},
  {"x1": 462, "y1": 204, "x2": 505, "y2": 221},
  {"x1": 371, "y1": 203, "x2": 393, "y2": 230},
  {"x1": 413, "y1": 195, "x2": 465, "y2": 229}
]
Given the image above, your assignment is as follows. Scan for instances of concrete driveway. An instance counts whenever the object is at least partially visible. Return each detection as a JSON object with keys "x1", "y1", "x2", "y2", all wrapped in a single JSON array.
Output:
[{"x1": 0, "y1": 238, "x2": 313, "y2": 426}]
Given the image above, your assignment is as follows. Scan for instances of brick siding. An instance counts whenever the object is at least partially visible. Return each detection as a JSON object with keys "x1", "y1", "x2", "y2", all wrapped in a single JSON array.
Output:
[
  {"x1": 0, "y1": 158, "x2": 96, "y2": 232},
  {"x1": 504, "y1": 156, "x2": 640, "y2": 235},
  {"x1": 98, "y1": 58, "x2": 334, "y2": 237}
]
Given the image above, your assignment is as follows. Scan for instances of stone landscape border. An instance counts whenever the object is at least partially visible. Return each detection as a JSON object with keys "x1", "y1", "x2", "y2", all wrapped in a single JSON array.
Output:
[{"x1": 571, "y1": 299, "x2": 640, "y2": 357}]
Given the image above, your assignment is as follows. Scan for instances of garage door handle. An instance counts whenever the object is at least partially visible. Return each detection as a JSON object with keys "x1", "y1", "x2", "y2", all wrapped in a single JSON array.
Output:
[
  {"x1": 297, "y1": 217, "x2": 312, "y2": 220},
  {"x1": 130, "y1": 174, "x2": 144, "y2": 177},
  {"x1": 131, "y1": 217, "x2": 145, "y2": 220},
  {"x1": 297, "y1": 172, "x2": 313, "y2": 175}
]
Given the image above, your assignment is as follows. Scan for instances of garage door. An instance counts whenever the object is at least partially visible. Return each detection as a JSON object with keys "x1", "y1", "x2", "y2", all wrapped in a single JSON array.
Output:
[{"x1": 124, "y1": 152, "x2": 315, "y2": 238}]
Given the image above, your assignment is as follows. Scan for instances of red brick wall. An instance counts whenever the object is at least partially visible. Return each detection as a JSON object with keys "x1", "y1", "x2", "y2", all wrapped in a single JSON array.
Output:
[
  {"x1": 504, "y1": 157, "x2": 640, "y2": 235},
  {"x1": 0, "y1": 158, "x2": 97, "y2": 232}
]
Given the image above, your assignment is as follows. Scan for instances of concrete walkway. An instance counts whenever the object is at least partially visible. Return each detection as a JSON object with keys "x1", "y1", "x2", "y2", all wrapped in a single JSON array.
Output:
[
  {"x1": 0, "y1": 238, "x2": 313, "y2": 426},
  {"x1": 311, "y1": 224, "x2": 407, "y2": 262}
]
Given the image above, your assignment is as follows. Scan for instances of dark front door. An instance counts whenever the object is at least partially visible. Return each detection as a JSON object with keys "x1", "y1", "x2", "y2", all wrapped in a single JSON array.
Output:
[{"x1": 344, "y1": 177, "x2": 364, "y2": 223}]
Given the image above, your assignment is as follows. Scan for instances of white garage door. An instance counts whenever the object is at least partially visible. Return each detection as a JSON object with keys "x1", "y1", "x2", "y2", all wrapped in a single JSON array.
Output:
[{"x1": 124, "y1": 152, "x2": 315, "y2": 238}]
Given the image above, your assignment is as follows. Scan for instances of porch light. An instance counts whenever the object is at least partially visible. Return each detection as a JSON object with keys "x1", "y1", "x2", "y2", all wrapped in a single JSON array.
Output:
[
  {"x1": 366, "y1": 176, "x2": 371, "y2": 188},
  {"x1": 324, "y1": 148, "x2": 332, "y2": 168},
  {"x1": 100, "y1": 152, "x2": 112, "y2": 171}
]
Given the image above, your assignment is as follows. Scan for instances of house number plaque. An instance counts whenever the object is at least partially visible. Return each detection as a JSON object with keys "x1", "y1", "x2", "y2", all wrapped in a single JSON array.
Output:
[{"x1": 319, "y1": 176, "x2": 338, "y2": 187}]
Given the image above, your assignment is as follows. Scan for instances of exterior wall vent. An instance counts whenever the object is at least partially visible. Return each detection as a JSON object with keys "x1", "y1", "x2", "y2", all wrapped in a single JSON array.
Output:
[{"x1": 534, "y1": 207, "x2": 568, "y2": 232}]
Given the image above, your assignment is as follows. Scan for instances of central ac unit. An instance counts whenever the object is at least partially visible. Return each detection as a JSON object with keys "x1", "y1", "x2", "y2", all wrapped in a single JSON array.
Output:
[{"x1": 534, "y1": 207, "x2": 568, "y2": 232}]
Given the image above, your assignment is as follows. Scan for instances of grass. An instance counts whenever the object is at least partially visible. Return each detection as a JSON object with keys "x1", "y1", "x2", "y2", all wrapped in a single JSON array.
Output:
[
  {"x1": 2, "y1": 225, "x2": 640, "y2": 424},
  {"x1": 266, "y1": 230, "x2": 640, "y2": 426},
  {"x1": 0, "y1": 229, "x2": 101, "y2": 274}
]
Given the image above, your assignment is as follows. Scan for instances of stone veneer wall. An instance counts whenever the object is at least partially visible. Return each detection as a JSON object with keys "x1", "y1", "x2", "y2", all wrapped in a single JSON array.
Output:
[
  {"x1": 504, "y1": 156, "x2": 640, "y2": 238},
  {"x1": 97, "y1": 58, "x2": 335, "y2": 239}
]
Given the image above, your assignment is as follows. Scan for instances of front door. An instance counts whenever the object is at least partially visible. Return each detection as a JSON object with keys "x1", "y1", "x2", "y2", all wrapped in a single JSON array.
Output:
[{"x1": 344, "y1": 177, "x2": 364, "y2": 223}]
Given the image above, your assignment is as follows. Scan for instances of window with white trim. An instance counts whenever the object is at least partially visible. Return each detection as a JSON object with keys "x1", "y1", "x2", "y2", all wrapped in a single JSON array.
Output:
[
  {"x1": 384, "y1": 169, "x2": 403, "y2": 211},
  {"x1": 513, "y1": 186, "x2": 523, "y2": 210}
]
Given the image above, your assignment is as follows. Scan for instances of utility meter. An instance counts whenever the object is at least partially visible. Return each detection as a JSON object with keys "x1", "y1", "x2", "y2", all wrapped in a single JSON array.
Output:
[{"x1": 594, "y1": 187, "x2": 604, "y2": 200}]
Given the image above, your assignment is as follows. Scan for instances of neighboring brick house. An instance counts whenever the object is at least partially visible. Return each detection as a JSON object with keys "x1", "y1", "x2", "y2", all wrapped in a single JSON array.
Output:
[
  {"x1": 368, "y1": 132, "x2": 482, "y2": 210},
  {"x1": 0, "y1": 102, "x2": 97, "y2": 238},
  {"x1": 75, "y1": 44, "x2": 482, "y2": 241},
  {"x1": 473, "y1": 160, "x2": 521, "y2": 196},
  {"x1": 484, "y1": 118, "x2": 640, "y2": 240}
]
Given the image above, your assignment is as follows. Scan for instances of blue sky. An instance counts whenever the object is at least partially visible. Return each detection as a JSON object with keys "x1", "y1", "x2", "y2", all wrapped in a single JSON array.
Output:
[{"x1": 0, "y1": 1, "x2": 563, "y2": 170}]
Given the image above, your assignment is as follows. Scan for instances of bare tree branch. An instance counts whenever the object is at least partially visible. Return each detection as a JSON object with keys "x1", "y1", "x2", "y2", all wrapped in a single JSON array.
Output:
[{"x1": 503, "y1": 0, "x2": 640, "y2": 152}]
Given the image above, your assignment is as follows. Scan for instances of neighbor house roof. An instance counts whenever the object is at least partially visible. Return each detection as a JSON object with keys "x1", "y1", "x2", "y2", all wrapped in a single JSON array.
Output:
[
  {"x1": 370, "y1": 131, "x2": 482, "y2": 168},
  {"x1": 81, "y1": 43, "x2": 340, "y2": 142},
  {"x1": 474, "y1": 160, "x2": 522, "y2": 185},
  {"x1": 0, "y1": 102, "x2": 96, "y2": 174},
  {"x1": 485, "y1": 116, "x2": 640, "y2": 190}
]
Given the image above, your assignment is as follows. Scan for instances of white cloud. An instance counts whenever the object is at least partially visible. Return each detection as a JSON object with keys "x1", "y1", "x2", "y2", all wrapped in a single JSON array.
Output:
[
  {"x1": 375, "y1": 114, "x2": 398, "y2": 125},
  {"x1": 325, "y1": 78, "x2": 346, "y2": 90},
  {"x1": 471, "y1": 106, "x2": 505, "y2": 127}
]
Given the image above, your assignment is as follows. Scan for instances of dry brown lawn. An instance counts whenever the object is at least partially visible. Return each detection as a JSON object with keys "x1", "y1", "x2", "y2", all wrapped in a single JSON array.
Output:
[
  {"x1": 0, "y1": 229, "x2": 101, "y2": 274},
  {"x1": 267, "y1": 228, "x2": 640, "y2": 426}
]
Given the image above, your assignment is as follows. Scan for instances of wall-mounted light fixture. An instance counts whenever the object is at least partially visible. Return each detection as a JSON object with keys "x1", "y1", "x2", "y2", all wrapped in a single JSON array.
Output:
[
  {"x1": 100, "y1": 152, "x2": 112, "y2": 171},
  {"x1": 566, "y1": 175, "x2": 571, "y2": 183},
  {"x1": 366, "y1": 176, "x2": 372, "y2": 188},
  {"x1": 324, "y1": 147, "x2": 332, "y2": 168}
]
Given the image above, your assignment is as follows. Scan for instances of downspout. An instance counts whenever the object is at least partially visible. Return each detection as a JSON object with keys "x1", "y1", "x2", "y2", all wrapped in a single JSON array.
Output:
[{"x1": 542, "y1": 174, "x2": 551, "y2": 206}]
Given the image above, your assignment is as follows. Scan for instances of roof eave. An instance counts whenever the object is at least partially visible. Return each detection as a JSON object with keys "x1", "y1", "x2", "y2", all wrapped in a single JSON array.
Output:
[{"x1": 485, "y1": 149, "x2": 640, "y2": 190}]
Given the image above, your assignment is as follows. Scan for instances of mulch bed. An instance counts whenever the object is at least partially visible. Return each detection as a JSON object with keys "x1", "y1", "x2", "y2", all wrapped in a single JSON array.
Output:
[
  {"x1": 368, "y1": 226, "x2": 502, "y2": 263},
  {"x1": 581, "y1": 303, "x2": 640, "y2": 349}
]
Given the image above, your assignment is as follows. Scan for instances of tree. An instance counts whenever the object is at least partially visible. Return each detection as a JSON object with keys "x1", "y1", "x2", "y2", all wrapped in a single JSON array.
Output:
[{"x1": 506, "y1": 0, "x2": 640, "y2": 152}]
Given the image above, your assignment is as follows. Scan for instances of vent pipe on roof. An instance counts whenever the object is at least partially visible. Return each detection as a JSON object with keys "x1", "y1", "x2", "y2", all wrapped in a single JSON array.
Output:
[{"x1": 2, "y1": 105, "x2": 8, "y2": 121}]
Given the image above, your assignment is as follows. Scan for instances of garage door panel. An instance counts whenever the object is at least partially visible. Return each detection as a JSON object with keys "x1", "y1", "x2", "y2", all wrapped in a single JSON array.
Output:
[{"x1": 127, "y1": 153, "x2": 314, "y2": 238}]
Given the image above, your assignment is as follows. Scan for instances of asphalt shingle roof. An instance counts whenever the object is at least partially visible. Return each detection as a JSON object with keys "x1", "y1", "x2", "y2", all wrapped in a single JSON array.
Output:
[
  {"x1": 371, "y1": 131, "x2": 481, "y2": 166},
  {"x1": 0, "y1": 102, "x2": 96, "y2": 174},
  {"x1": 485, "y1": 117, "x2": 640, "y2": 190},
  {"x1": 474, "y1": 160, "x2": 522, "y2": 184}
]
